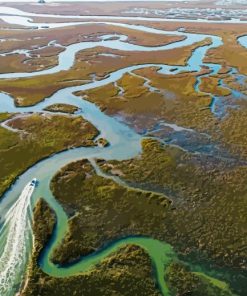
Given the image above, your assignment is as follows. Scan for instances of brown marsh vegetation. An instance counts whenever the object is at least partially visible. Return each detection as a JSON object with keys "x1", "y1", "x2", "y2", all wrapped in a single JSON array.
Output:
[
  {"x1": 0, "y1": 24, "x2": 185, "y2": 73},
  {"x1": 44, "y1": 103, "x2": 79, "y2": 114},
  {"x1": 0, "y1": 38, "x2": 211, "y2": 106}
]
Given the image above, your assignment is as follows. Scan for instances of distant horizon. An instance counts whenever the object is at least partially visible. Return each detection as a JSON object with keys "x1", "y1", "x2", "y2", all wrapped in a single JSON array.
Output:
[{"x1": 0, "y1": 0, "x2": 198, "y2": 3}]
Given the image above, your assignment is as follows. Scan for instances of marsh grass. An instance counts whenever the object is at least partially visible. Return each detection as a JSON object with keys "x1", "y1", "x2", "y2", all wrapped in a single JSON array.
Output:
[{"x1": 0, "y1": 113, "x2": 98, "y2": 197}]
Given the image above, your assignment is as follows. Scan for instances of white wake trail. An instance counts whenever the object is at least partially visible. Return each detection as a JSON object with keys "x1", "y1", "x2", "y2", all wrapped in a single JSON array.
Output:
[{"x1": 0, "y1": 180, "x2": 36, "y2": 296}]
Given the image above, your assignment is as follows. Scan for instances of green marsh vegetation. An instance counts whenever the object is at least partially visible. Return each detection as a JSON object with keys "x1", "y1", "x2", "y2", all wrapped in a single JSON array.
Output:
[
  {"x1": 0, "y1": 113, "x2": 98, "y2": 197},
  {"x1": 0, "y1": 112, "x2": 13, "y2": 122},
  {"x1": 24, "y1": 161, "x2": 237, "y2": 295},
  {"x1": 50, "y1": 159, "x2": 171, "y2": 264},
  {"x1": 80, "y1": 66, "x2": 247, "y2": 161},
  {"x1": 99, "y1": 139, "x2": 247, "y2": 271},
  {"x1": 165, "y1": 262, "x2": 235, "y2": 296},
  {"x1": 23, "y1": 199, "x2": 162, "y2": 296},
  {"x1": 217, "y1": 108, "x2": 247, "y2": 160},
  {"x1": 78, "y1": 68, "x2": 218, "y2": 134},
  {"x1": 98, "y1": 138, "x2": 247, "y2": 295}
]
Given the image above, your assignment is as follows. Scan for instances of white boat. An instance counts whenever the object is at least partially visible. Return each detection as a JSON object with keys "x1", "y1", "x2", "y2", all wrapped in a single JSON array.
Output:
[{"x1": 30, "y1": 178, "x2": 37, "y2": 187}]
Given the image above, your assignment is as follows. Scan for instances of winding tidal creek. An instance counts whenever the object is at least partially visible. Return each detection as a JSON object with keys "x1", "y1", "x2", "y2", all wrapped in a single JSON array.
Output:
[{"x1": 0, "y1": 6, "x2": 246, "y2": 296}]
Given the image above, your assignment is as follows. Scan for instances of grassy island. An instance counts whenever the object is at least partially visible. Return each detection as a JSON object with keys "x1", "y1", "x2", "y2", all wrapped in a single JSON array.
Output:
[
  {"x1": 44, "y1": 103, "x2": 79, "y2": 114},
  {"x1": 0, "y1": 113, "x2": 98, "y2": 198}
]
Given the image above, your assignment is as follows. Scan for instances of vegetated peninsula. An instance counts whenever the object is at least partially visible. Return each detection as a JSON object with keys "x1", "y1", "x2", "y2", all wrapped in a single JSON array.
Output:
[
  {"x1": 0, "y1": 1, "x2": 246, "y2": 296},
  {"x1": 0, "y1": 113, "x2": 98, "y2": 197}
]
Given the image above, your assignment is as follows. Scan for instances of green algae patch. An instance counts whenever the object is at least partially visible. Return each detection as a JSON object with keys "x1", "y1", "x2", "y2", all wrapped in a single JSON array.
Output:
[{"x1": 194, "y1": 272, "x2": 234, "y2": 293}]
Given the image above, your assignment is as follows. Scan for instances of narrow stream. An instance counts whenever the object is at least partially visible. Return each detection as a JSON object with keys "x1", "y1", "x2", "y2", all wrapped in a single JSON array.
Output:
[{"x1": 0, "y1": 9, "x2": 246, "y2": 296}]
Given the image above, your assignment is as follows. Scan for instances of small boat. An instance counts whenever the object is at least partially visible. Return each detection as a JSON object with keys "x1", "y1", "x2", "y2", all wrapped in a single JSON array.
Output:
[{"x1": 30, "y1": 178, "x2": 38, "y2": 187}]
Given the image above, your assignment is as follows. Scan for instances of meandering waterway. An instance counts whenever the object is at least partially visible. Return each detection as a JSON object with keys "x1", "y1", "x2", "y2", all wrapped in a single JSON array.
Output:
[{"x1": 0, "y1": 8, "x2": 246, "y2": 296}]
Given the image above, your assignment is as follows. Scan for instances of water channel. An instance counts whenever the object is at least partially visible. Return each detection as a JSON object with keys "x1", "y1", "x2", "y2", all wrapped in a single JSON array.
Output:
[{"x1": 0, "y1": 7, "x2": 246, "y2": 296}]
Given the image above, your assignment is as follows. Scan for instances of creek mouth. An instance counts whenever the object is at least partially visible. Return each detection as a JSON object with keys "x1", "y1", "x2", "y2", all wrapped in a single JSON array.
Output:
[{"x1": 0, "y1": 10, "x2": 246, "y2": 296}]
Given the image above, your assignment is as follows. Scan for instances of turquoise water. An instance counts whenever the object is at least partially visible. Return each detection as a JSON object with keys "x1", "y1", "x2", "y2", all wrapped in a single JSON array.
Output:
[{"x1": 0, "y1": 12, "x2": 246, "y2": 296}]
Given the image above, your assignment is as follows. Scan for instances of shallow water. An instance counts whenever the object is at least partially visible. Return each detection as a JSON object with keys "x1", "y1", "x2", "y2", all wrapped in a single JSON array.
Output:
[
  {"x1": 0, "y1": 23, "x2": 218, "y2": 79},
  {"x1": 238, "y1": 35, "x2": 247, "y2": 48},
  {"x1": 0, "y1": 10, "x2": 246, "y2": 296}
]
